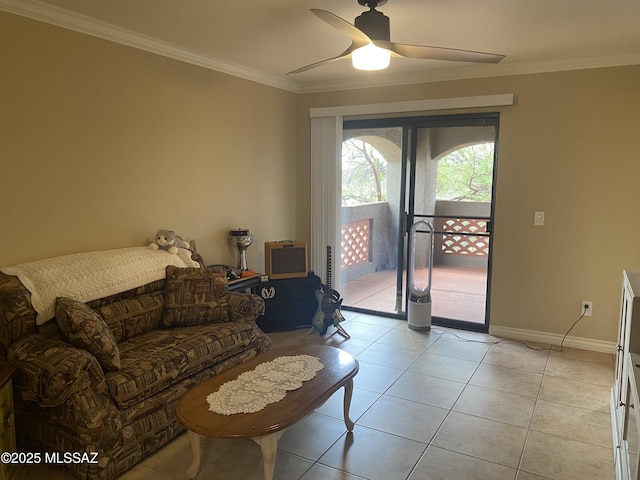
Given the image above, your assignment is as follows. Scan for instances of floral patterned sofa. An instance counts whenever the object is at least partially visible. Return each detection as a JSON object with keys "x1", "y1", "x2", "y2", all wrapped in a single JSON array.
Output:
[{"x1": 0, "y1": 247, "x2": 271, "y2": 479}]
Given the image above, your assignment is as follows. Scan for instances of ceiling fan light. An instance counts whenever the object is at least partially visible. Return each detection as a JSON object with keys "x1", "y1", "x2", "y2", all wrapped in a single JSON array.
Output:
[{"x1": 352, "y1": 43, "x2": 391, "y2": 70}]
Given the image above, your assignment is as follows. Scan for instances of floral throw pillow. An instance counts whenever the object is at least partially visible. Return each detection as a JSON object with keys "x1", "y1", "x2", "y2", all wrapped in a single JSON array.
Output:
[
  {"x1": 163, "y1": 266, "x2": 229, "y2": 326},
  {"x1": 55, "y1": 297, "x2": 121, "y2": 371}
]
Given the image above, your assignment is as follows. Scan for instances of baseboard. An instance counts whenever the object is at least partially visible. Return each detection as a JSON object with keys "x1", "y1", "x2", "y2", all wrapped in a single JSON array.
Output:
[{"x1": 488, "y1": 325, "x2": 617, "y2": 354}]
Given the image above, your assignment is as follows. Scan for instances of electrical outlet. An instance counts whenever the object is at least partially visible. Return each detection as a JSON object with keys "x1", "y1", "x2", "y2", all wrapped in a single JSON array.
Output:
[{"x1": 581, "y1": 301, "x2": 593, "y2": 317}]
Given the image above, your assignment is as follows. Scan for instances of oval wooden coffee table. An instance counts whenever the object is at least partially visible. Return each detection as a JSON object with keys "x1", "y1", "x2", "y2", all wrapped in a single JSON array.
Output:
[{"x1": 176, "y1": 344, "x2": 359, "y2": 480}]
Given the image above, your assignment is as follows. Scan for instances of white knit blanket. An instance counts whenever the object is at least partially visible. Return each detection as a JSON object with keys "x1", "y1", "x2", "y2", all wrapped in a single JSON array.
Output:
[{"x1": 1, "y1": 246, "x2": 199, "y2": 325}]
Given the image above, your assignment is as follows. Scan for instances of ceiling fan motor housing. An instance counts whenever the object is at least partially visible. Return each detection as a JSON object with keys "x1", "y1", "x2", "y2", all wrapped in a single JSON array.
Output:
[
  {"x1": 357, "y1": 0, "x2": 388, "y2": 7},
  {"x1": 355, "y1": 9, "x2": 390, "y2": 42}
]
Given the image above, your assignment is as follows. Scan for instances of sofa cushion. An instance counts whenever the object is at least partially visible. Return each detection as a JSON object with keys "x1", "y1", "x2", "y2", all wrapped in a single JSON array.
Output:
[
  {"x1": 228, "y1": 291, "x2": 266, "y2": 319},
  {"x1": 55, "y1": 297, "x2": 121, "y2": 371},
  {"x1": 8, "y1": 333, "x2": 108, "y2": 407},
  {"x1": 105, "y1": 322, "x2": 262, "y2": 409},
  {"x1": 163, "y1": 266, "x2": 229, "y2": 326},
  {"x1": 93, "y1": 292, "x2": 164, "y2": 342}
]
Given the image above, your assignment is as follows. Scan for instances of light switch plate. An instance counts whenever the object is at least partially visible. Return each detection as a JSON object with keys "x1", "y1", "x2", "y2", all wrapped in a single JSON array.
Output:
[{"x1": 534, "y1": 211, "x2": 545, "y2": 226}]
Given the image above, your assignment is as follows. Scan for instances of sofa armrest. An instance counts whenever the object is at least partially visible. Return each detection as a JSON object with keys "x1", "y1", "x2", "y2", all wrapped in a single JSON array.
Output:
[
  {"x1": 228, "y1": 292, "x2": 265, "y2": 321},
  {"x1": 7, "y1": 333, "x2": 106, "y2": 407}
]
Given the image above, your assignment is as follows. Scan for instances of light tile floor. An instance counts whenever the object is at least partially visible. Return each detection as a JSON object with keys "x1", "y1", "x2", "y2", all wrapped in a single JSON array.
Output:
[{"x1": 31, "y1": 312, "x2": 617, "y2": 480}]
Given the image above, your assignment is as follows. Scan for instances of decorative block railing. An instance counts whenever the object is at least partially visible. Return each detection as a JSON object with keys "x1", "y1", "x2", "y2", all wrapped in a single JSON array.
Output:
[
  {"x1": 439, "y1": 218, "x2": 489, "y2": 257},
  {"x1": 341, "y1": 219, "x2": 371, "y2": 268},
  {"x1": 339, "y1": 212, "x2": 489, "y2": 273}
]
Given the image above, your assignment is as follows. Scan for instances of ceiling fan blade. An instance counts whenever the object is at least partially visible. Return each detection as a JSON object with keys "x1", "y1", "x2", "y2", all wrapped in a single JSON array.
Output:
[
  {"x1": 287, "y1": 44, "x2": 358, "y2": 75},
  {"x1": 310, "y1": 9, "x2": 371, "y2": 47},
  {"x1": 380, "y1": 41, "x2": 505, "y2": 64}
]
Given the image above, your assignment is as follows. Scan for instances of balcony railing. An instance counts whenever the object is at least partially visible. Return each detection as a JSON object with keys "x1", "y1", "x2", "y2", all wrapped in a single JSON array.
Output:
[
  {"x1": 341, "y1": 202, "x2": 490, "y2": 278},
  {"x1": 341, "y1": 219, "x2": 371, "y2": 269},
  {"x1": 438, "y1": 217, "x2": 489, "y2": 257}
]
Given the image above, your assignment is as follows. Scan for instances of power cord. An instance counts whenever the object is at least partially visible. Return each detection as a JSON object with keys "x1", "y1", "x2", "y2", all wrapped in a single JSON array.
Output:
[
  {"x1": 429, "y1": 304, "x2": 590, "y2": 353},
  {"x1": 553, "y1": 304, "x2": 589, "y2": 352}
]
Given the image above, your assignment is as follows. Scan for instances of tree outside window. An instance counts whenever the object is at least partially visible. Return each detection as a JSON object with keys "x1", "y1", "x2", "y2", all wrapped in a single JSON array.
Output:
[
  {"x1": 436, "y1": 143, "x2": 494, "y2": 202},
  {"x1": 342, "y1": 138, "x2": 387, "y2": 206},
  {"x1": 342, "y1": 140, "x2": 493, "y2": 205}
]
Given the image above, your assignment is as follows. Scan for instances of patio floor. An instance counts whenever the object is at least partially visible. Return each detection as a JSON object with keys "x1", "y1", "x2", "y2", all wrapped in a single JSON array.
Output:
[{"x1": 340, "y1": 265, "x2": 487, "y2": 325}]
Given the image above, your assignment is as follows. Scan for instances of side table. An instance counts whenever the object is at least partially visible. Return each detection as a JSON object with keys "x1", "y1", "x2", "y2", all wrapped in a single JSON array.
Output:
[{"x1": 228, "y1": 273, "x2": 261, "y2": 293}]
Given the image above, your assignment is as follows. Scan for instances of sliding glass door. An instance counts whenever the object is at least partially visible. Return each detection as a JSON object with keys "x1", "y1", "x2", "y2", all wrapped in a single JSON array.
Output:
[{"x1": 339, "y1": 113, "x2": 499, "y2": 332}]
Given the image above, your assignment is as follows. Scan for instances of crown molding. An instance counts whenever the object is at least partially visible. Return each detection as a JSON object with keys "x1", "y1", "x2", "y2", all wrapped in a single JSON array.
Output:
[
  {"x1": 2, "y1": 0, "x2": 640, "y2": 96},
  {"x1": 0, "y1": 0, "x2": 301, "y2": 93}
]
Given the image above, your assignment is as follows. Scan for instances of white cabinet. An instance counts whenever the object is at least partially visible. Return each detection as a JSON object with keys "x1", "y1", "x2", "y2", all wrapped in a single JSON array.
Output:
[
  {"x1": 612, "y1": 271, "x2": 640, "y2": 480},
  {"x1": 624, "y1": 353, "x2": 640, "y2": 479}
]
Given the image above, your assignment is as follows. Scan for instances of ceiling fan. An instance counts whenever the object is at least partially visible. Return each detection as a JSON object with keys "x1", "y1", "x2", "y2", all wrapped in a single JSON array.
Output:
[{"x1": 289, "y1": 0, "x2": 505, "y2": 74}]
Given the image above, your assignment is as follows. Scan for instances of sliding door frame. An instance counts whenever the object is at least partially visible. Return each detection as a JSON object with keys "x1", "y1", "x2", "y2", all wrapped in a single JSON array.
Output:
[
  {"x1": 340, "y1": 113, "x2": 499, "y2": 331},
  {"x1": 309, "y1": 95, "x2": 513, "y2": 326}
]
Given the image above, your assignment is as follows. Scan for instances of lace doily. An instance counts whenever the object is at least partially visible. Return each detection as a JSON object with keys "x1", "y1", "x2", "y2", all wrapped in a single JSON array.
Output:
[{"x1": 206, "y1": 355, "x2": 324, "y2": 415}]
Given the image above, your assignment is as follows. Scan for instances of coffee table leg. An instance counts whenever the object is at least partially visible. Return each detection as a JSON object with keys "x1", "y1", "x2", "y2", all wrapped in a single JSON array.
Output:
[
  {"x1": 343, "y1": 378, "x2": 355, "y2": 431},
  {"x1": 186, "y1": 430, "x2": 203, "y2": 478},
  {"x1": 252, "y1": 431, "x2": 284, "y2": 480}
]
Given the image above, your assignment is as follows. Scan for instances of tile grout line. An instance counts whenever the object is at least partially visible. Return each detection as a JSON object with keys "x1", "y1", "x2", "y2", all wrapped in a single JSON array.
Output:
[{"x1": 513, "y1": 345, "x2": 552, "y2": 478}]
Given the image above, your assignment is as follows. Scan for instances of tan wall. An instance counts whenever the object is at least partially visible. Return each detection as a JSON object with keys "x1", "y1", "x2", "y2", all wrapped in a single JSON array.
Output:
[
  {"x1": 297, "y1": 66, "x2": 640, "y2": 343},
  {"x1": 0, "y1": 12, "x2": 299, "y2": 270},
  {"x1": 3, "y1": 10, "x2": 639, "y2": 344}
]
